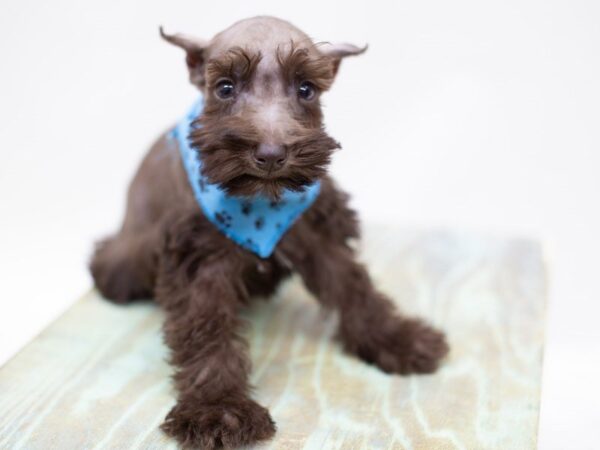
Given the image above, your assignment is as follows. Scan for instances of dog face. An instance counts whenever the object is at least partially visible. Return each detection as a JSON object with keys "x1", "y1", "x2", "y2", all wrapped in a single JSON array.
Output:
[{"x1": 161, "y1": 16, "x2": 366, "y2": 199}]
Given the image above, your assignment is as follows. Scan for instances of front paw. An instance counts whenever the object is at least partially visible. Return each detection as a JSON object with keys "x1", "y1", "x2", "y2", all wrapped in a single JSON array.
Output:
[
  {"x1": 161, "y1": 396, "x2": 276, "y2": 449},
  {"x1": 348, "y1": 318, "x2": 449, "y2": 375}
]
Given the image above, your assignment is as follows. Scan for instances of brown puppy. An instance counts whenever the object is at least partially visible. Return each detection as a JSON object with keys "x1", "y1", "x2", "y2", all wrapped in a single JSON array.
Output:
[{"x1": 90, "y1": 16, "x2": 448, "y2": 449}]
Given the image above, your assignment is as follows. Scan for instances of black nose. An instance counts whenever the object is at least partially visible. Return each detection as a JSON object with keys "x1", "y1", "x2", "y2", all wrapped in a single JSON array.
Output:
[{"x1": 253, "y1": 143, "x2": 287, "y2": 171}]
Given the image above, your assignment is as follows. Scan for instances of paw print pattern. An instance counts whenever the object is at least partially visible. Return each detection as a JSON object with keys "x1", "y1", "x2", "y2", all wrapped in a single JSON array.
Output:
[
  {"x1": 241, "y1": 201, "x2": 253, "y2": 216},
  {"x1": 269, "y1": 200, "x2": 286, "y2": 211},
  {"x1": 254, "y1": 217, "x2": 265, "y2": 230},
  {"x1": 215, "y1": 211, "x2": 233, "y2": 228}
]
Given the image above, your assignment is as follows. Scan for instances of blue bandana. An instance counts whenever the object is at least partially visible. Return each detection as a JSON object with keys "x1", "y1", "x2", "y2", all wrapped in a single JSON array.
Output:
[{"x1": 170, "y1": 97, "x2": 321, "y2": 258}]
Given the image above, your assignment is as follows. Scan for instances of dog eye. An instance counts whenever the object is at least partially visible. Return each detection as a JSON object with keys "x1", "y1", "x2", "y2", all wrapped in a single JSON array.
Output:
[
  {"x1": 297, "y1": 81, "x2": 316, "y2": 101},
  {"x1": 215, "y1": 80, "x2": 235, "y2": 99}
]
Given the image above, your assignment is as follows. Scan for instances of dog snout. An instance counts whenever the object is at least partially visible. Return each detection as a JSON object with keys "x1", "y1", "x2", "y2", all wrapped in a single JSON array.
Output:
[{"x1": 253, "y1": 143, "x2": 288, "y2": 172}]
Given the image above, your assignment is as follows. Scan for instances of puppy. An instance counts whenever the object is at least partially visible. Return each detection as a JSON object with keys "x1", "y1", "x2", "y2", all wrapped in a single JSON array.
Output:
[{"x1": 90, "y1": 16, "x2": 448, "y2": 449}]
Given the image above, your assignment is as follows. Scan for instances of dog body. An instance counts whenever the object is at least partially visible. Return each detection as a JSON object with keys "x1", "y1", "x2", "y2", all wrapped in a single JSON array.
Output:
[{"x1": 91, "y1": 16, "x2": 447, "y2": 449}]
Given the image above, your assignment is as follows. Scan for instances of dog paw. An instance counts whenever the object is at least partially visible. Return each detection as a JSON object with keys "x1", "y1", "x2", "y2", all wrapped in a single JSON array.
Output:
[
  {"x1": 351, "y1": 318, "x2": 449, "y2": 375},
  {"x1": 90, "y1": 238, "x2": 151, "y2": 303},
  {"x1": 161, "y1": 397, "x2": 276, "y2": 449}
]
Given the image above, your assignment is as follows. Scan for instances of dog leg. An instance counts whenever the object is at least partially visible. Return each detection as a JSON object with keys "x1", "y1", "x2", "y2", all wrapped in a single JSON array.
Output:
[
  {"x1": 155, "y1": 220, "x2": 275, "y2": 449},
  {"x1": 283, "y1": 239, "x2": 449, "y2": 375},
  {"x1": 90, "y1": 229, "x2": 158, "y2": 303}
]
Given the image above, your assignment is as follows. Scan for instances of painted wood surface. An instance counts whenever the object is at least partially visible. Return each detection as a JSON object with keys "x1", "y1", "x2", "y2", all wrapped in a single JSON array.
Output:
[{"x1": 0, "y1": 225, "x2": 547, "y2": 449}]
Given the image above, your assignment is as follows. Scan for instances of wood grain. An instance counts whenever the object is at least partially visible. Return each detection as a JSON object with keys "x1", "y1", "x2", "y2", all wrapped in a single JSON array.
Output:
[{"x1": 0, "y1": 225, "x2": 547, "y2": 449}]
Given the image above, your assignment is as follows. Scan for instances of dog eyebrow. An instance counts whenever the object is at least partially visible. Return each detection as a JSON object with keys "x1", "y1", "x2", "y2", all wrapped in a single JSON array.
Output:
[
  {"x1": 276, "y1": 41, "x2": 335, "y2": 91},
  {"x1": 206, "y1": 47, "x2": 262, "y2": 85}
]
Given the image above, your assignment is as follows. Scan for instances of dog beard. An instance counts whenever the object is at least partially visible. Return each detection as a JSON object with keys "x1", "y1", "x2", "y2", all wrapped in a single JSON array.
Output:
[{"x1": 190, "y1": 115, "x2": 340, "y2": 199}]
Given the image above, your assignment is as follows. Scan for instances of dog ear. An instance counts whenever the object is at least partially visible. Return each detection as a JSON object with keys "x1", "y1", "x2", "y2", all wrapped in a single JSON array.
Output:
[
  {"x1": 160, "y1": 27, "x2": 209, "y2": 88},
  {"x1": 318, "y1": 42, "x2": 368, "y2": 78}
]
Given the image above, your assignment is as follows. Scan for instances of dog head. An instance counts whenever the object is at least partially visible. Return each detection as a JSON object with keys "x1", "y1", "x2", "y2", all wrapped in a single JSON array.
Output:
[{"x1": 161, "y1": 16, "x2": 366, "y2": 199}]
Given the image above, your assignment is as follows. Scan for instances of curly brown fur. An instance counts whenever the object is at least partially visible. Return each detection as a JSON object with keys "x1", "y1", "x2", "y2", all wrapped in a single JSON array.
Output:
[
  {"x1": 154, "y1": 214, "x2": 279, "y2": 449},
  {"x1": 90, "y1": 230, "x2": 157, "y2": 303},
  {"x1": 205, "y1": 47, "x2": 263, "y2": 89},
  {"x1": 191, "y1": 114, "x2": 339, "y2": 198},
  {"x1": 277, "y1": 41, "x2": 336, "y2": 93},
  {"x1": 90, "y1": 16, "x2": 448, "y2": 449}
]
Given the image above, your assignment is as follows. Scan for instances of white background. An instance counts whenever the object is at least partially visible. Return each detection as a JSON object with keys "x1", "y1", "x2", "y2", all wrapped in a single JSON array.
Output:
[{"x1": 1, "y1": 0, "x2": 599, "y2": 448}]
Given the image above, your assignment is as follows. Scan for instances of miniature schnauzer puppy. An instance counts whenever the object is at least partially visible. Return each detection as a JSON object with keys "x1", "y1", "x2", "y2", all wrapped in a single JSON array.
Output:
[{"x1": 91, "y1": 16, "x2": 448, "y2": 449}]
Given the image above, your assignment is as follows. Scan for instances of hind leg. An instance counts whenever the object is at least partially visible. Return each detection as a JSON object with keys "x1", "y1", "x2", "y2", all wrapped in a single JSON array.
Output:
[{"x1": 90, "y1": 228, "x2": 159, "y2": 303}]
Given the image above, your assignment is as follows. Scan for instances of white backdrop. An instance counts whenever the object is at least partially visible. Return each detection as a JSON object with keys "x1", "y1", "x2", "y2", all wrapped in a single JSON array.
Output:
[{"x1": 1, "y1": 1, "x2": 599, "y2": 448}]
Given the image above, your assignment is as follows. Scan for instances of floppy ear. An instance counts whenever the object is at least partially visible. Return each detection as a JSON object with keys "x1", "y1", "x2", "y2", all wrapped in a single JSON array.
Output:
[
  {"x1": 160, "y1": 26, "x2": 209, "y2": 88},
  {"x1": 318, "y1": 42, "x2": 368, "y2": 77}
]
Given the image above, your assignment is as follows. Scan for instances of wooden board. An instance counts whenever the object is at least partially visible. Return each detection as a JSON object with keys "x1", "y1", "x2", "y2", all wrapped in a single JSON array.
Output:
[{"x1": 0, "y1": 225, "x2": 547, "y2": 449}]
